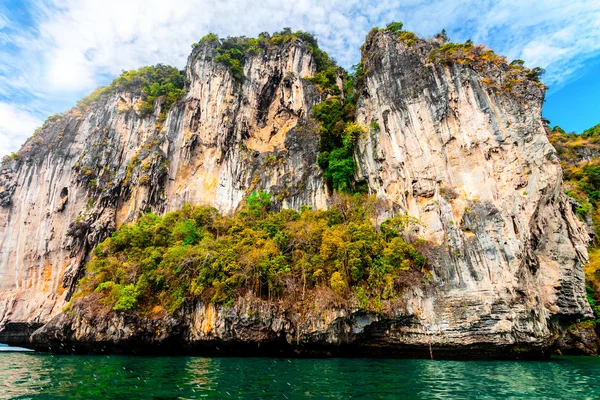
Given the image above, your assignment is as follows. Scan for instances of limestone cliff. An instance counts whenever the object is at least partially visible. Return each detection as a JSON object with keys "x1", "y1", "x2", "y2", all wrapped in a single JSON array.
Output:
[
  {"x1": 0, "y1": 37, "x2": 326, "y2": 334},
  {"x1": 351, "y1": 29, "x2": 591, "y2": 351},
  {"x1": 0, "y1": 29, "x2": 592, "y2": 357}
]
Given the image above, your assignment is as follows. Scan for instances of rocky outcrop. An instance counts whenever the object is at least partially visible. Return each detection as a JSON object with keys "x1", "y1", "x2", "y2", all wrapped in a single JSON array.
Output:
[
  {"x1": 0, "y1": 29, "x2": 593, "y2": 357},
  {"x1": 0, "y1": 38, "x2": 326, "y2": 331},
  {"x1": 556, "y1": 323, "x2": 600, "y2": 355},
  {"x1": 32, "y1": 292, "x2": 551, "y2": 359},
  {"x1": 352, "y1": 30, "x2": 591, "y2": 350}
]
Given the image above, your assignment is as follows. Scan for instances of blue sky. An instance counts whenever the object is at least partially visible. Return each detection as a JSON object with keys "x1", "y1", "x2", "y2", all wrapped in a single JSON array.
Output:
[
  {"x1": 0, "y1": 0, "x2": 599, "y2": 155},
  {"x1": 544, "y1": 59, "x2": 600, "y2": 133}
]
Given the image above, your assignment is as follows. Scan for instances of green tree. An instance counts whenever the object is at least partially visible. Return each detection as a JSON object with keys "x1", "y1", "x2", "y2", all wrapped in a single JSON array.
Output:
[{"x1": 73, "y1": 195, "x2": 429, "y2": 314}]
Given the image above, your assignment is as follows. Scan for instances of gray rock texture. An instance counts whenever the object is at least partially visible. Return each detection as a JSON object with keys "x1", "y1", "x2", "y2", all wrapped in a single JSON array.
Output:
[
  {"x1": 352, "y1": 30, "x2": 592, "y2": 351},
  {"x1": 0, "y1": 31, "x2": 592, "y2": 357},
  {"x1": 0, "y1": 39, "x2": 326, "y2": 331}
]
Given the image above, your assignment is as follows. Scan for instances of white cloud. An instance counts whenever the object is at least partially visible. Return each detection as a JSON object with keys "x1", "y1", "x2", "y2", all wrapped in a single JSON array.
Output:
[
  {"x1": 0, "y1": 103, "x2": 43, "y2": 156},
  {"x1": 12, "y1": 0, "x2": 600, "y2": 90},
  {"x1": 1, "y1": 0, "x2": 600, "y2": 156},
  {"x1": 0, "y1": 11, "x2": 8, "y2": 30}
]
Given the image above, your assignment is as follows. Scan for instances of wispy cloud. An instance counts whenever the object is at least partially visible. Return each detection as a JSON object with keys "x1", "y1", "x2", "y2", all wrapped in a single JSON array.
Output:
[
  {"x1": 0, "y1": 102, "x2": 42, "y2": 156},
  {"x1": 1, "y1": 0, "x2": 599, "y2": 155}
]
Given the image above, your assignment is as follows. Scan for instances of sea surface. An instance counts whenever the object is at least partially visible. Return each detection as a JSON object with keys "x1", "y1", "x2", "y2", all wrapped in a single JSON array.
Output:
[{"x1": 0, "y1": 348, "x2": 599, "y2": 399}]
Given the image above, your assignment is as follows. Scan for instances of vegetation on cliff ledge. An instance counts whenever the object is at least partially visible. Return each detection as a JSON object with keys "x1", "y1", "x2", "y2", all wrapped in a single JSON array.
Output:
[
  {"x1": 72, "y1": 193, "x2": 430, "y2": 314},
  {"x1": 383, "y1": 21, "x2": 418, "y2": 47},
  {"x1": 363, "y1": 21, "x2": 546, "y2": 97},
  {"x1": 310, "y1": 54, "x2": 363, "y2": 193},
  {"x1": 194, "y1": 28, "x2": 340, "y2": 84},
  {"x1": 313, "y1": 98, "x2": 364, "y2": 193},
  {"x1": 76, "y1": 64, "x2": 185, "y2": 119},
  {"x1": 550, "y1": 124, "x2": 600, "y2": 232}
]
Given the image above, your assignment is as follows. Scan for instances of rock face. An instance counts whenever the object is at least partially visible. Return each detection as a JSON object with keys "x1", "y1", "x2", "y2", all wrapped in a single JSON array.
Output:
[
  {"x1": 0, "y1": 30, "x2": 593, "y2": 357},
  {"x1": 31, "y1": 293, "x2": 553, "y2": 359},
  {"x1": 556, "y1": 323, "x2": 600, "y2": 356},
  {"x1": 0, "y1": 39, "x2": 326, "y2": 334},
  {"x1": 352, "y1": 31, "x2": 592, "y2": 350}
]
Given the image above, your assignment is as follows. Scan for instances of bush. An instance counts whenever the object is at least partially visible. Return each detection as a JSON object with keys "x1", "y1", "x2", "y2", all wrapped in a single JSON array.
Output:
[
  {"x1": 330, "y1": 272, "x2": 346, "y2": 295},
  {"x1": 398, "y1": 31, "x2": 417, "y2": 47},
  {"x1": 196, "y1": 29, "x2": 338, "y2": 83},
  {"x1": 305, "y1": 65, "x2": 342, "y2": 95},
  {"x1": 583, "y1": 124, "x2": 600, "y2": 138},
  {"x1": 385, "y1": 22, "x2": 404, "y2": 33},
  {"x1": 526, "y1": 67, "x2": 545, "y2": 81},
  {"x1": 113, "y1": 284, "x2": 139, "y2": 311},
  {"x1": 73, "y1": 194, "x2": 429, "y2": 313},
  {"x1": 77, "y1": 65, "x2": 185, "y2": 117},
  {"x1": 312, "y1": 97, "x2": 364, "y2": 192},
  {"x1": 383, "y1": 21, "x2": 417, "y2": 46},
  {"x1": 1, "y1": 152, "x2": 19, "y2": 164}
]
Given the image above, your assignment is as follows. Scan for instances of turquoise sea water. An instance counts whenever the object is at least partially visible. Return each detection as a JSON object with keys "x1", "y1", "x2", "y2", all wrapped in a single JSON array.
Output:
[{"x1": 1, "y1": 351, "x2": 599, "y2": 399}]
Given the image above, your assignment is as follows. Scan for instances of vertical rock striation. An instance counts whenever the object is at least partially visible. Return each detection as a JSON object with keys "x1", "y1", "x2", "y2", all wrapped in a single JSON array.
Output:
[
  {"x1": 0, "y1": 38, "x2": 326, "y2": 339},
  {"x1": 354, "y1": 30, "x2": 591, "y2": 348},
  {"x1": 0, "y1": 29, "x2": 592, "y2": 356}
]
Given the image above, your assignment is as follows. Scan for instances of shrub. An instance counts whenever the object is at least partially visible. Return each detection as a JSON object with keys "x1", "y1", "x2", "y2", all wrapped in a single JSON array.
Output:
[
  {"x1": 439, "y1": 186, "x2": 459, "y2": 202},
  {"x1": 383, "y1": 21, "x2": 418, "y2": 47},
  {"x1": 385, "y1": 22, "x2": 404, "y2": 33},
  {"x1": 199, "y1": 33, "x2": 219, "y2": 45},
  {"x1": 398, "y1": 31, "x2": 418, "y2": 47},
  {"x1": 77, "y1": 65, "x2": 185, "y2": 117},
  {"x1": 330, "y1": 271, "x2": 346, "y2": 295},
  {"x1": 46, "y1": 114, "x2": 63, "y2": 122},
  {"x1": 526, "y1": 67, "x2": 545, "y2": 81},
  {"x1": 113, "y1": 284, "x2": 139, "y2": 311},
  {"x1": 305, "y1": 65, "x2": 342, "y2": 95},
  {"x1": 434, "y1": 29, "x2": 449, "y2": 42},
  {"x1": 77, "y1": 86, "x2": 113, "y2": 109},
  {"x1": 583, "y1": 124, "x2": 600, "y2": 138},
  {"x1": 1, "y1": 152, "x2": 19, "y2": 164},
  {"x1": 73, "y1": 194, "x2": 429, "y2": 314}
]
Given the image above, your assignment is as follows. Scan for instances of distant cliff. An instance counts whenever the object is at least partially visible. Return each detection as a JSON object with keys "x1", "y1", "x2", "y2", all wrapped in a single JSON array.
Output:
[{"x1": 0, "y1": 26, "x2": 592, "y2": 358}]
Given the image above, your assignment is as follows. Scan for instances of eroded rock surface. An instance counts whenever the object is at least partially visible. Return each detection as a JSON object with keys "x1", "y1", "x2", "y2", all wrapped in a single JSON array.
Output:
[
  {"x1": 0, "y1": 39, "x2": 326, "y2": 330},
  {"x1": 351, "y1": 30, "x2": 591, "y2": 351},
  {"x1": 0, "y1": 31, "x2": 593, "y2": 357}
]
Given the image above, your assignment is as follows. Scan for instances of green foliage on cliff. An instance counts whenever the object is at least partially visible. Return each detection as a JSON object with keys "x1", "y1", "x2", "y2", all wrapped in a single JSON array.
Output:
[
  {"x1": 313, "y1": 97, "x2": 365, "y2": 193},
  {"x1": 310, "y1": 57, "x2": 368, "y2": 194},
  {"x1": 384, "y1": 22, "x2": 404, "y2": 33},
  {"x1": 76, "y1": 86, "x2": 112, "y2": 109},
  {"x1": 383, "y1": 22, "x2": 418, "y2": 46},
  {"x1": 305, "y1": 65, "x2": 343, "y2": 95},
  {"x1": 586, "y1": 250, "x2": 600, "y2": 327},
  {"x1": 0, "y1": 152, "x2": 19, "y2": 165},
  {"x1": 74, "y1": 194, "x2": 428, "y2": 314},
  {"x1": 425, "y1": 32, "x2": 546, "y2": 88},
  {"x1": 550, "y1": 125, "x2": 600, "y2": 228},
  {"x1": 113, "y1": 65, "x2": 185, "y2": 117},
  {"x1": 77, "y1": 64, "x2": 185, "y2": 117},
  {"x1": 583, "y1": 123, "x2": 600, "y2": 138},
  {"x1": 194, "y1": 28, "x2": 337, "y2": 83}
]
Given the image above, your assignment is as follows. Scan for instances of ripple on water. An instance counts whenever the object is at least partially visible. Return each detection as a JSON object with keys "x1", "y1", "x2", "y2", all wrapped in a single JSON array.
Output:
[{"x1": 0, "y1": 355, "x2": 599, "y2": 399}]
